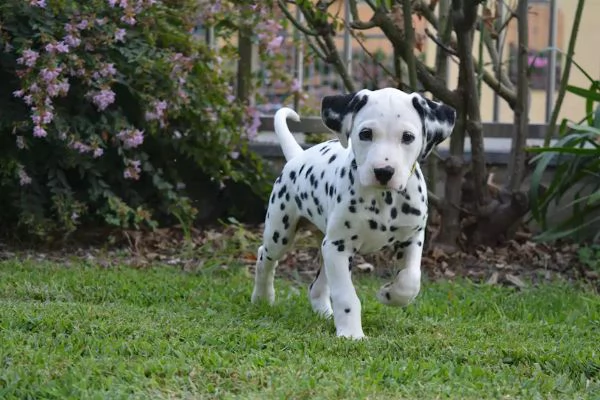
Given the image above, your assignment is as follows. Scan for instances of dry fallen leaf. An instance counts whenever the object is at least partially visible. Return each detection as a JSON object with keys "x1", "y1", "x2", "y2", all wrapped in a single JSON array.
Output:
[{"x1": 505, "y1": 274, "x2": 527, "y2": 289}]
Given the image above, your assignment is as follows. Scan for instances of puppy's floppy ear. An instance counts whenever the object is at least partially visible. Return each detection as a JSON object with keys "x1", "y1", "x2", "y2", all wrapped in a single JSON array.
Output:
[
  {"x1": 320, "y1": 91, "x2": 369, "y2": 148},
  {"x1": 411, "y1": 93, "x2": 456, "y2": 161}
]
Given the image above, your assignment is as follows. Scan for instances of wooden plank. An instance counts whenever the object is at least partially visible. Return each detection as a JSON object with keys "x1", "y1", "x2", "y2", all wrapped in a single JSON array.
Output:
[{"x1": 259, "y1": 116, "x2": 550, "y2": 139}]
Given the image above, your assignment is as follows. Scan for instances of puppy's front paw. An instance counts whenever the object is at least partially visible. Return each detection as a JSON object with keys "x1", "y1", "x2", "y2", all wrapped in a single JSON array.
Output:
[
  {"x1": 251, "y1": 287, "x2": 275, "y2": 305},
  {"x1": 376, "y1": 269, "x2": 421, "y2": 307},
  {"x1": 336, "y1": 329, "x2": 366, "y2": 340},
  {"x1": 310, "y1": 297, "x2": 333, "y2": 318}
]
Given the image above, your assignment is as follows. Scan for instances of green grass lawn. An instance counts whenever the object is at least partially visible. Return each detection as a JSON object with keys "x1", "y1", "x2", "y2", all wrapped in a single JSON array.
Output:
[{"x1": 0, "y1": 260, "x2": 598, "y2": 399}]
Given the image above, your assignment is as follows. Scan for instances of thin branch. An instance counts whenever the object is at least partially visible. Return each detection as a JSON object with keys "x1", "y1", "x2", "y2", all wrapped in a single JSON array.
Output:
[
  {"x1": 547, "y1": 0, "x2": 586, "y2": 145},
  {"x1": 278, "y1": 0, "x2": 319, "y2": 36},
  {"x1": 425, "y1": 28, "x2": 458, "y2": 57},
  {"x1": 507, "y1": 0, "x2": 529, "y2": 191},
  {"x1": 401, "y1": 0, "x2": 419, "y2": 89},
  {"x1": 349, "y1": 29, "x2": 396, "y2": 80},
  {"x1": 351, "y1": 20, "x2": 378, "y2": 30},
  {"x1": 372, "y1": 9, "x2": 460, "y2": 107}
]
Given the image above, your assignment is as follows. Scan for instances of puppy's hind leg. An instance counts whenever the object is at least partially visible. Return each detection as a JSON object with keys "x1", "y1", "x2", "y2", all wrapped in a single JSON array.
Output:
[
  {"x1": 308, "y1": 266, "x2": 333, "y2": 318},
  {"x1": 251, "y1": 189, "x2": 299, "y2": 305}
]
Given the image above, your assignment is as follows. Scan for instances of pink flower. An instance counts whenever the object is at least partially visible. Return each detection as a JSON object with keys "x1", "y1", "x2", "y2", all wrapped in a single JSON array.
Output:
[
  {"x1": 91, "y1": 89, "x2": 116, "y2": 111},
  {"x1": 114, "y1": 29, "x2": 127, "y2": 42},
  {"x1": 266, "y1": 36, "x2": 284, "y2": 53},
  {"x1": 40, "y1": 67, "x2": 61, "y2": 82},
  {"x1": 33, "y1": 125, "x2": 47, "y2": 138},
  {"x1": 93, "y1": 148, "x2": 104, "y2": 158},
  {"x1": 291, "y1": 78, "x2": 302, "y2": 92},
  {"x1": 45, "y1": 42, "x2": 69, "y2": 54},
  {"x1": 29, "y1": 0, "x2": 46, "y2": 7},
  {"x1": 121, "y1": 15, "x2": 136, "y2": 26},
  {"x1": 244, "y1": 107, "x2": 261, "y2": 140},
  {"x1": 63, "y1": 34, "x2": 81, "y2": 48},
  {"x1": 145, "y1": 100, "x2": 167, "y2": 121},
  {"x1": 71, "y1": 141, "x2": 91, "y2": 153},
  {"x1": 107, "y1": 0, "x2": 118, "y2": 6},
  {"x1": 13, "y1": 90, "x2": 24, "y2": 98},
  {"x1": 117, "y1": 128, "x2": 144, "y2": 149},
  {"x1": 123, "y1": 159, "x2": 141, "y2": 180},
  {"x1": 17, "y1": 49, "x2": 39, "y2": 67},
  {"x1": 76, "y1": 20, "x2": 89, "y2": 30},
  {"x1": 16, "y1": 136, "x2": 25, "y2": 149},
  {"x1": 18, "y1": 166, "x2": 32, "y2": 186}
]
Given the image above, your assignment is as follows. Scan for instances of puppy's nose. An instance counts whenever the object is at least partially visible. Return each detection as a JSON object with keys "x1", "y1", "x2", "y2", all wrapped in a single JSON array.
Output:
[{"x1": 373, "y1": 166, "x2": 395, "y2": 185}]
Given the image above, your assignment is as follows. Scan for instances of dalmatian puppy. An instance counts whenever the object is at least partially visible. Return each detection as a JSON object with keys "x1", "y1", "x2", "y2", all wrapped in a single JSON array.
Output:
[{"x1": 251, "y1": 87, "x2": 456, "y2": 339}]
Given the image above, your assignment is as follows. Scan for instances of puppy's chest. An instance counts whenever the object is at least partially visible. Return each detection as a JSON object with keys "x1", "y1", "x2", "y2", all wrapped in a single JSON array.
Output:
[{"x1": 351, "y1": 191, "x2": 427, "y2": 253}]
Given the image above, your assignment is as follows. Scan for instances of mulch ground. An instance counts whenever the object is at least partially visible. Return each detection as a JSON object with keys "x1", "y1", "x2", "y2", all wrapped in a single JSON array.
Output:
[{"x1": 1, "y1": 223, "x2": 598, "y2": 292}]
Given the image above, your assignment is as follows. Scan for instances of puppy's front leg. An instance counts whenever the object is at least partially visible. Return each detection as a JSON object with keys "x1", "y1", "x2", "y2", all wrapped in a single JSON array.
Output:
[
  {"x1": 321, "y1": 237, "x2": 364, "y2": 339},
  {"x1": 377, "y1": 228, "x2": 424, "y2": 307}
]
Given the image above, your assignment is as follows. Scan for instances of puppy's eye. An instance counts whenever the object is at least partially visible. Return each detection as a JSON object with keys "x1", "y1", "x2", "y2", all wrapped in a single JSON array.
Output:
[
  {"x1": 401, "y1": 131, "x2": 415, "y2": 144},
  {"x1": 359, "y1": 128, "x2": 373, "y2": 141}
]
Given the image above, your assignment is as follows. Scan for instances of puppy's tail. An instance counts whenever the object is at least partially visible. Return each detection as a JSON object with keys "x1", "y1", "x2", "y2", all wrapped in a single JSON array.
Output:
[{"x1": 274, "y1": 107, "x2": 304, "y2": 161}]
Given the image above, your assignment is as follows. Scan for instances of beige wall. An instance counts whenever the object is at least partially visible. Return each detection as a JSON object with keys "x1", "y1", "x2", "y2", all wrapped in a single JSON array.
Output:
[
  {"x1": 429, "y1": 1, "x2": 600, "y2": 123},
  {"x1": 331, "y1": 0, "x2": 599, "y2": 124}
]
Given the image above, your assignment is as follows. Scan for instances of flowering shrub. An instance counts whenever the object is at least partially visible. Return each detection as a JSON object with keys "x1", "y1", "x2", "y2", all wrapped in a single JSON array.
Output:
[{"x1": 0, "y1": 0, "x2": 271, "y2": 238}]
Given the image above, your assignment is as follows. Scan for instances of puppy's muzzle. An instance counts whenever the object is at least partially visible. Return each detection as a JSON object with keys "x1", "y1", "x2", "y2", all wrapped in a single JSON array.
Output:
[{"x1": 373, "y1": 166, "x2": 395, "y2": 185}]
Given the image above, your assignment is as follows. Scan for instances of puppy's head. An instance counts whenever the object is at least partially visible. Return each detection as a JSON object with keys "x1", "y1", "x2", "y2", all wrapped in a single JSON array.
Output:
[{"x1": 320, "y1": 88, "x2": 456, "y2": 191}]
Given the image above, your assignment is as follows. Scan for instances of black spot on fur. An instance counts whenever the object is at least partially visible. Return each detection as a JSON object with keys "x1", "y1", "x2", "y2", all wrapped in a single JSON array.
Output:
[
  {"x1": 380, "y1": 225, "x2": 387, "y2": 232},
  {"x1": 340, "y1": 167, "x2": 346, "y2": 178},
  {"x1": 328, "y1": 185, "x2": 334, "y2": 197},
  {"x1": 280, "y1": 203, "x2": 285, "y2": 211},
  {"x1": 395, "y1": 251, "x2": 404, "y2": 260},
  {"x1": 320, "y1": 171, "x2": 325, "y2": 179},
  {"x1": 345, "y1": 221, "x2": 351, "y2": 229},
  {"x1": 328, "y1": 154, "x2": 337, "y2": 164},
  {"x1": 368, "y1": 220, "x2": 378, "y2": 230},
  {"x1": 351, "y1": 234, "x2": 358, "y2": 240},
  {"x1": 390, "y1": 226, "x2": 398, "y2": 232},
  {"x1": 278, "y1": 185, "x2": 287, "y2": 199},
  {"x1": 349, "y1": 205, "x2": 357, "y2": 213},
  {"x1": 402, "y1": 203, "x2": 421, "y2": 216},
  {"x1": 282, "y1": 214, "x2": 290, "y2": 229},
  {"x1": 351, "y1": 159, "x2": 357, "y2": 170},
  {"x1": 305, "y1": 166, "x2": 314, "y2": 178},
  {"x1": 385, "y1": 292, "x2": 391, "y2": 300},
  {"x1": 289, "y1": 170, "x2": 296, "y2": 181},
  {"x1": 272, "y1": 231, "x2": 280, "y2": 243},
  {"x1": 344, "y1": 308, "x2": 351, "y2": 313},
  {"x1": 418, "y1": 185, "x2": 422, "y2": 193},
  {"x1": 337, "y1": 194, "x2": 342, "y2": 203},
  {"x1": 307, "y1": 208, "x2": 313, "y2": 218},
  {"x1": 294, "y1": 195, "x2": 302, "y2": 210},
  {"x1": 398, "y1": 240, "x2": 412, "y2": 248},
  {"x1": 391, "y1": 207, "x2": 398, "y2": 219},
  {"x1": 282, "y1": 237, "x2": 288, "y2": 245},
  {"x1": 298, "y1": 164, "x2": 305, "y2": 176},
  {"x1": 384, "y1": 191, "x2": 393, "y2": 205},
  {"x1": 417, "y1": 241, "x2": 422, "y2": 247}
]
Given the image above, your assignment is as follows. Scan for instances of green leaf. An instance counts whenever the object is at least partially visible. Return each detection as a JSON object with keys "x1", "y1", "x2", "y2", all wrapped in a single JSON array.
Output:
[{"x1": 566, "y1": 85, "x2": 600, "y2": 102}]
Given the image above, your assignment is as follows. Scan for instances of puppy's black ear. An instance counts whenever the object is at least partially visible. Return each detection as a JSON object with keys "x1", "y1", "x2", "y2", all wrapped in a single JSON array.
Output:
[
  {"x1": 411, "y1": 93, "x2": 456, "y2": 161},
  {"x1": 320, "y1": 91, "x2": 369, "y2": 148}
]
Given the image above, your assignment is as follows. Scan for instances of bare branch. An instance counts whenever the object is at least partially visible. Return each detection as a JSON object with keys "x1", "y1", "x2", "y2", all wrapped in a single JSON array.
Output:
[
  {"x1": 425, "y1": 28, "x2": 458, "y2": 57},
  {"x1": 371, "y1": 9, "x2": 460, "y2": 107},
  {"x1": 401, "y1": 0, "x2": 419, "y2": 89},
  {"x1": 278, "y1": 0, "x2": 319, "y2": 36},
  {"x1": 349, "y1": 29, "x2": 396, "y2": 80},
  {"x1": 507, "y1": 0, "x2": 530, "y2": 191},
  {"x1": 351, "y1": 20, "x2": 378, "y2": 30}
]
